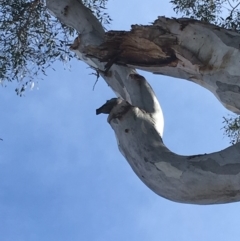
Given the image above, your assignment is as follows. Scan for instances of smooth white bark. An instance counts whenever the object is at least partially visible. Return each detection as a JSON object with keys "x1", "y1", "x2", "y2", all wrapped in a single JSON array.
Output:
[
  {"x1": 85, "y1": 18, "x2": 240, "y2": 114},
  {"x1": 46, "y1": 0, "x2": 240, "y2": 204}
]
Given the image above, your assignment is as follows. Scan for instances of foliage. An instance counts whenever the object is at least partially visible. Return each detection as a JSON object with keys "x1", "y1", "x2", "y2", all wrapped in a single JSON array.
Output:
[
  {"x1": 222, "y1": 116, "x2": 240, "y2": 144},
  {"x1": 170, "y1": 0, "x2": 240, "y2": 31},
  {"x1": 0, "y1": 0, "x2": 111, "y2": 95},
  {"x1": 83, "y1": 0, "x2": 112, "y2": 25}
]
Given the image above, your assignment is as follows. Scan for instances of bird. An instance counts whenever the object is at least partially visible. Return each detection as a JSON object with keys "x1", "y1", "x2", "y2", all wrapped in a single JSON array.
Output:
[{"x1": 96, "y1": 98, "x2": 120, "y2": 115}]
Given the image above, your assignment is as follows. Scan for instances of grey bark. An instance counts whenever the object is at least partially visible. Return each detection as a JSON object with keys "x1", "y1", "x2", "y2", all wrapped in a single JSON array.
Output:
[{"x1": 46, "y1": 0, "x2": 240, "y2": 204}]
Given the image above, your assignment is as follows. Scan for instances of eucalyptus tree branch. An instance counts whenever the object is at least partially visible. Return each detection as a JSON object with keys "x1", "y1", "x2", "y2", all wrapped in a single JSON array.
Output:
[{"x1": 46, "y1": 0, "x2": 240, "y2": 204}]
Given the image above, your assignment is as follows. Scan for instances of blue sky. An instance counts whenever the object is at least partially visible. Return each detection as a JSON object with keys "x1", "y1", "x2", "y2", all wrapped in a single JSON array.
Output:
[{"x1": 1, "y1": 1, "x2": 240, "y2": 241}]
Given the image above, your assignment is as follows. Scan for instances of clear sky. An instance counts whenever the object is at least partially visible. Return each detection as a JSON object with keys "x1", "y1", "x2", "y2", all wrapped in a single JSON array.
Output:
[{"x1": 1, "y1": 1, "x2": 240, "y2": 241}]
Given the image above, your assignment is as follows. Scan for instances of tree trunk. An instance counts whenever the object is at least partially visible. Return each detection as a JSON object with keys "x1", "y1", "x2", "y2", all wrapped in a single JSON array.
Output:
[{"x1": 46, "y1": 0, "x2": 240, "y2": 204}]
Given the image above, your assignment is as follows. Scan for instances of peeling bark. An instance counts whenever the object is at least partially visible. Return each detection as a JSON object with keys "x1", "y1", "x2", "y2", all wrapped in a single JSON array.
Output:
[
  {"x1": 85, "y1": 18, "x2": 240, "y2": 114},
  {"x1": 46, "y1": 0, "x2": 240, "y2": 204}
]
